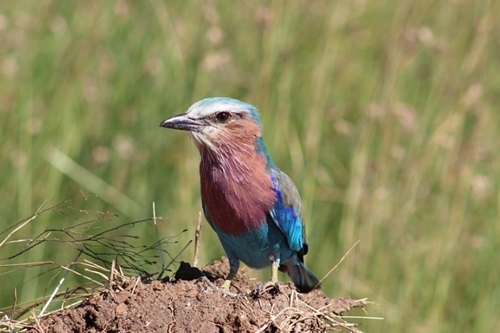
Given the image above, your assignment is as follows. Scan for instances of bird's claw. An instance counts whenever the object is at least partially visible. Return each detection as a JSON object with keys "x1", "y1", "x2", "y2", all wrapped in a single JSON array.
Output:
[
  {"x1": 219, "y1": 279, "x2": 238, "y2": 297},
  {"x1": 196, "y1": 276, "x2": 218, "y2": 292},
  {"x1": 196, "y1": 276, "x2": 238, "y2": 296},
  {"x1": 252, "y1": 281, "x2": 281, "y2": 297}
]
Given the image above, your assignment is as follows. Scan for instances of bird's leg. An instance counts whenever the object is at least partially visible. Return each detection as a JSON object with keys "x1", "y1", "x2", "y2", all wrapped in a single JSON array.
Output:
[
  {"x1": 219, "y1": 257, "x2": 239, "y2": 297},
  {"x1": 271, "y1": 260, "x2": 279, "y2": 284},
  {"x1": 253, "y1": 258, "x2": 281, "y2": 296}
]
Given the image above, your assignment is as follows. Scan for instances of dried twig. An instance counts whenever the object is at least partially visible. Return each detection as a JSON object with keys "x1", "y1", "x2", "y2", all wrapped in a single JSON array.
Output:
[
  {"x1": 320, "y1": 240, "x2": 360, "y2": 284},
  {"x1": 193, "y1": 211, "x2": 203, "y2": 268}
]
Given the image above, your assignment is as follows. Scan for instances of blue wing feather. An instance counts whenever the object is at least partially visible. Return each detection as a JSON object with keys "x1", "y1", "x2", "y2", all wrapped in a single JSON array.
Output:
[{"x1": 269, "y1": 169, "x2": 305, "y2": 253}]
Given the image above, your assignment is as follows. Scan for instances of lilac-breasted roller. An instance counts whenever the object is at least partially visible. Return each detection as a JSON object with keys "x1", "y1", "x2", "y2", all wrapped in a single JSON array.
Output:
[{"x1": 160, "y1": 97, "x2": 319, "y2": 293}]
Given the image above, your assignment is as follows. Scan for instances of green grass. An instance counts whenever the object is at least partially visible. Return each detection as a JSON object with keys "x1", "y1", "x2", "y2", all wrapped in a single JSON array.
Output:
[{"x1": 1, "y1": 1, "x2": 499, "y2": 331}]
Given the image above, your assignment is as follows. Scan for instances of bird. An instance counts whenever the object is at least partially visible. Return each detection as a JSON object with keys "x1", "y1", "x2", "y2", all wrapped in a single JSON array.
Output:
[{"x1": 160, "y1": 97, "x2": 320, "y2": 293}]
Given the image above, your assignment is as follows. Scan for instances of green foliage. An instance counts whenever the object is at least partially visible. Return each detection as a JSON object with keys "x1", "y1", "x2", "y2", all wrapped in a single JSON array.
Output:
[{"x1": 1, "y1": 1, "x2": 499, "y2": 331}]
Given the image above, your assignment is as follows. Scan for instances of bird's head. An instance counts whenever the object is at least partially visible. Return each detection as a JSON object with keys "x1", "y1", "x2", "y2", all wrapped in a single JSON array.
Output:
[{"x1": 160, "y1": 97, "x2": 265, "y2": 154}]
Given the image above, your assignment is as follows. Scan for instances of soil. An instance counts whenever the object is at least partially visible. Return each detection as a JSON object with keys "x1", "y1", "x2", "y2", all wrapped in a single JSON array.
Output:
[{"x1": 23, "y1": 258, "x2": 366, "y2": 333}]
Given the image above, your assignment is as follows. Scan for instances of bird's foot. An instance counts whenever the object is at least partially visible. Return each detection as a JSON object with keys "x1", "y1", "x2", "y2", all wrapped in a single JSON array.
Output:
[
  {"x1": 252, "y1": 281, "x2": 281, "y2": 297},
  {"x1": 195, "y1": 276, "x2": 218, "y2": 292},
  {"x1": 196, "y1": 276, "x2": 238, "y2": 297},
  {"x1": 219, "y1": 279, "x2": 238, "y2": 297}
]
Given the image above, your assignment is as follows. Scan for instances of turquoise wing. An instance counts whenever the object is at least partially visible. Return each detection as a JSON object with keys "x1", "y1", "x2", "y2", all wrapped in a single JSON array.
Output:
[{"x1": 268, "y1": 169, "x2": 307, "y2": 255}]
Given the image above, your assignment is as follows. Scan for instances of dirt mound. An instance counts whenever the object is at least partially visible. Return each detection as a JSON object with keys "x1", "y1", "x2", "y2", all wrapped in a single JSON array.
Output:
[{"x1": 24, "y1": 258, "x2": 366, "y2": 332}]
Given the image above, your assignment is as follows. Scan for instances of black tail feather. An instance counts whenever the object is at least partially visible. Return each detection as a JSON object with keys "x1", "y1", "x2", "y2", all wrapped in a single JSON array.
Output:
[{"x1": 286, "y1": 260, "x2": 320, "y2": 293}]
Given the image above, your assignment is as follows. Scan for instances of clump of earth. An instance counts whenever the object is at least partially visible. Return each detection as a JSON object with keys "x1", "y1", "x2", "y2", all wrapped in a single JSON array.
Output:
[{"x1": 23, "y1": 258, "x2": 366, "y2": 332}]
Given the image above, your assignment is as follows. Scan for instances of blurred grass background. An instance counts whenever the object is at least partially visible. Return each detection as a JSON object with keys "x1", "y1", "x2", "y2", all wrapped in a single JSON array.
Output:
[{"x1": 1, "y1": 0, "x2": 499, "y2": 331}]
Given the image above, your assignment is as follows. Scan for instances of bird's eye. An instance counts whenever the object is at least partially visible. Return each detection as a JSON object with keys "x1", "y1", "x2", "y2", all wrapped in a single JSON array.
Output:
[{"x1": 215, "y1": 111, "x2": 231, "y2": 123}]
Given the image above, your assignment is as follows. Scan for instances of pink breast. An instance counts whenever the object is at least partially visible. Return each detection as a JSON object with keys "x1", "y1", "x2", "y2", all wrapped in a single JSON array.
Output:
[{"x1": 200, "y1": 150, "x2": 275, "y2": 235}]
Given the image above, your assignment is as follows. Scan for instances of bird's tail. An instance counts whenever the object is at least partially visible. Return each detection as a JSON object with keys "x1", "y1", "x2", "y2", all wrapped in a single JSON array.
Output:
[{"x1": 286, "y1": 259, "x2": 320, "y2": 293}]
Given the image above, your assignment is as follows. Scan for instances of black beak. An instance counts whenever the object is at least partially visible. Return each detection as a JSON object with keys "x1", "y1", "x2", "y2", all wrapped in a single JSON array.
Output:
[{"x1": 159, "y1": 113, "x2": 204, "y2": 132}]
